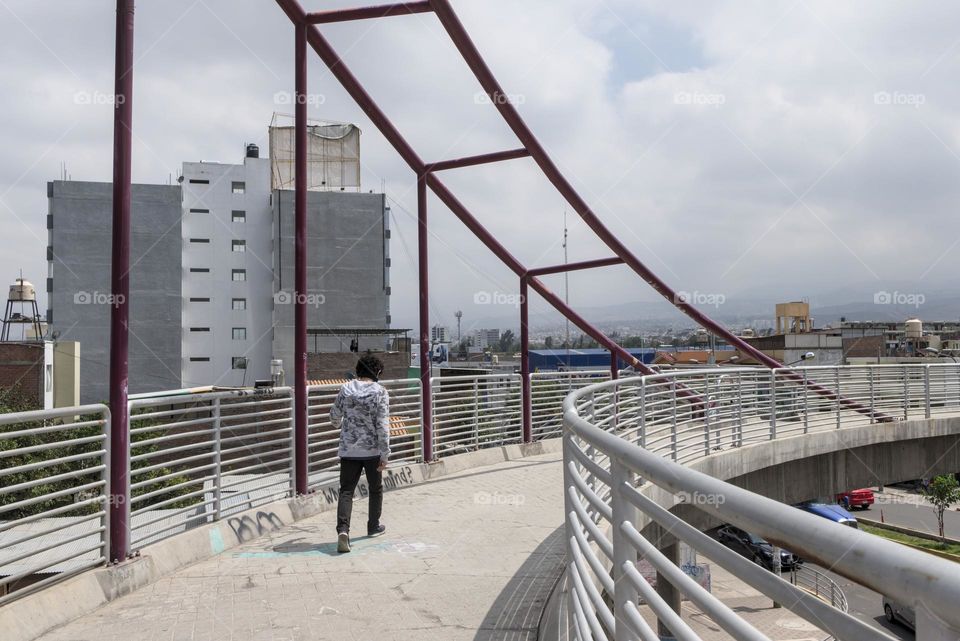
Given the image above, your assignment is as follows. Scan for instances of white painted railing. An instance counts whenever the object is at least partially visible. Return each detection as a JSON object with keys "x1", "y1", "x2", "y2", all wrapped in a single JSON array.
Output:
[
  {"x1": 563, "y1": 364, "x2": 960, "y2": 641},
  {"x1": 0, "y1": 405, "x2": 111, "y2": 605}
]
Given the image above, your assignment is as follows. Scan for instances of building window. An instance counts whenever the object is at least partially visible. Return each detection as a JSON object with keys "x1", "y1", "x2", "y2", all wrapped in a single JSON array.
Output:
[
  {"x1": 232, "y1": 269, "x2": 246, "y2": 282},
  {"x1": 190, "y1": 238, "x2": 210, "y2": 244},
  {"x1": 189, "y1": 297, "x2": 210, "y2": 303},
  {"x1": 188, "y1": 179, "x2": 209, "y2": 185},
  {"x1": 232, "y1": 357, "x2": 248, "y2": 370},
  {"x1": 232, "y1": 240, "x2": 246, "y2": 252},
  {"x1": 231, "y1": 182, "x2": 245, "y2": 194},
  {"x1": 190, "y1": 327, "x2": 210, "y2": 332},
  {"x1": 232, "y1": 298, "x2": 246, "y2": 311},
  {"x1": 232, "y1": 327, "x2": 247, "y2": 341},
  {"x1": 189, "y1": 267, "x2": 210, "y2": 273},
  {"x1": 189, "y1": 357, "x2": 210, "y2": 362},
  {"x1": 189, "y1": 208, "x2": 209, "y2": 214},
  {"x1": 232, "y1": 210, "x2": 246, "y2": 223}
]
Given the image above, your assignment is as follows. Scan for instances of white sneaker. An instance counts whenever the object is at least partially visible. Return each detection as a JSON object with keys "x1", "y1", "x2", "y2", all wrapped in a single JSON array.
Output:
[{"x1": 337, "y1": 532, "x2": 351, "y2": 553}]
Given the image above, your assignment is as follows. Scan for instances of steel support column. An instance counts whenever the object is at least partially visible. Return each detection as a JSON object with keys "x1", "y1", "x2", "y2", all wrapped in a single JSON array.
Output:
[
  {"x1": 418, "y1": 173, "x2": 433, "y2": 461},
  {"x1": 293, "y1": 22, "x2": 309, "y2": 494},
  {"x1": 108, "y1": 0, "x2": 134, "y2": 564},
  {"x1": 520, "y1": 277, "x2": 531, "y2": 443}
]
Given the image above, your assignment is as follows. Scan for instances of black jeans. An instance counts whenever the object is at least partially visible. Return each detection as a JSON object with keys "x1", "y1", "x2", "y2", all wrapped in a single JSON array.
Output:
[{"x1": 336, "y1": 456, "x2": 383, "y2": 535}]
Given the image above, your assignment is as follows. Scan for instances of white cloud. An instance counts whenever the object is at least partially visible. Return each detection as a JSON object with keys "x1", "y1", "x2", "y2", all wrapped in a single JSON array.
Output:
[{"x1": 2, "y1": 0, "x2": 960, "y2": 337}]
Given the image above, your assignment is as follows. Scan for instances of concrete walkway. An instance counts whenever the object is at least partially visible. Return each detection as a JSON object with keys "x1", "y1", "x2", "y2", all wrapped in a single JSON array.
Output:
[{"x1": 35, "y1": 452, "x2": 565, "y2": 641}]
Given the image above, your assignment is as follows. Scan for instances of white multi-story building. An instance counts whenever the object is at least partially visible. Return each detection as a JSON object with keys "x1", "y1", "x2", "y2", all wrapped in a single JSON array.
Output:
[
  {"x1": 181, "y1": 146, "x2": 274, "y2": 387},
  {"x1": 431, "y1": 325, "x2": 450, "y2": 344},
  {"x1": 473, "y1": 328, "x2": 501, "y2": 350}
]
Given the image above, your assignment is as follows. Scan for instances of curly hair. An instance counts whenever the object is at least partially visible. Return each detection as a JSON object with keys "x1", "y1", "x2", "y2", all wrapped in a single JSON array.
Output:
[{"x1": 356, "y1": 354, "x2": 385, "y2": 381}]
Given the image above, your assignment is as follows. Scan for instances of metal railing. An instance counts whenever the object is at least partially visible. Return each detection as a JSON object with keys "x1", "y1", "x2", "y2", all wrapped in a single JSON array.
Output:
[
  {"x1": 126, "y1": 387, "x2": 294, "y2": 550},
  {"x1": 788, "y1": 565, "x2": 847, "y2": 613},
  {"x1": 562, "y1": 363, "x2": 960, "y2": 641},
  {"x1": 0, "y1": 405, "x2": 111, "y2": 605}
]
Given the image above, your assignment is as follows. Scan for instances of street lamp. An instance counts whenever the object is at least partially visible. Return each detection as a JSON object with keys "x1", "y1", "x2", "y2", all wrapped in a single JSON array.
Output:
[{"x1": 785, "y1": 351, "x2": 816, "y2": 367}]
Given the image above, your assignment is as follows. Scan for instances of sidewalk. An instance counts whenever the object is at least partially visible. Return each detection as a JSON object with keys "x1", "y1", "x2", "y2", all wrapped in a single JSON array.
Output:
[
  {"x1": 35, "y1": 452, "x2": 566, "y2": 641},
  {"x1": 636, "y1": 563, "x2": 834, "y2": 641}
]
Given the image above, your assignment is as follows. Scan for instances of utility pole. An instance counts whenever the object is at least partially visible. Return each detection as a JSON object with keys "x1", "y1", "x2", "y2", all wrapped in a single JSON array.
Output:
[{"x1": 563, "y1": 210, "x2": 570, "y2": 372}]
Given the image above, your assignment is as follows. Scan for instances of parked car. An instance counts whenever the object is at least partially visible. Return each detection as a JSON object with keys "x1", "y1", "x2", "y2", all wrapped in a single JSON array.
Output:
[
  {"x1": 796, "y1": 502, "x2": 859, "y2": 528},
  {"x1": 883, "y1": 595, "x2": 916, "y2": 630},
  {"x1": 716, "y1": 525, "x2": 802, "y2": 570},
  {"x1": 836, "y1": 488, "x2": 875, "y2": 510}
]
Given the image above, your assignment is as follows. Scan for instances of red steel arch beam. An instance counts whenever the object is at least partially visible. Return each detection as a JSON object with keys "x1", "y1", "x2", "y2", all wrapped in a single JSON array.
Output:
[
  {"x1": 306, "y1": 2, "x2": 433, "y2": 24},
  {"x1": 425, "y1": 0, "x2": 782, "y2": 371}
]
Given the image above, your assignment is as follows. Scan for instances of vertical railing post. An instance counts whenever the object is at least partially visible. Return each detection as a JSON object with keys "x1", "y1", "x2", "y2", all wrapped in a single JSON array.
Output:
[
  {"x1": 108, "y1": 0, "x2": 135, "y2": 565},
  {"x1": 670, "y1": 386, "x2": 678, "y2": 461},
  {"x1": 100, "y1": 407, "x2": 111, "y2": 566},
  {"x1": 609, "y1": 457, "x2": 638, "y2": 641},
  {"x1": 289, "y1": 390, "x2": 297, "y2": 494},
  {"x1": 835, "y1": 367, "x2": 841, "y2": 429},
  {"x1": 904, "y1": 364, "x2": 910, "y2": 420},
  {"x1": 802, "y1": 369, "x2": 809, "y2": 433},
  {"x1": 520, "y1": 277, "x2": 532, "y2": 443},
  {"x1": 769, "y1": 370, "x2": 777, "y2": 440},
  {"x1": 473, "y1": 378, "x2": 480, "y2": 449},
  {"x1": 418, "y1": 172, "x2": 433, "y2": 462},
  {"x1": 924, "y1": 365, "x2": 932, "y2": 419},
  {"x1": 704, "y1": 373, "x2": 711, "y2": 457},
  {"x1": 560, "y1": 429, "x2": 579, "y2": 631},
  {"x1": 869, "y1": 367, "x2": 876, "y2": 424},
  {"x1": 639, "y1": 378, "x2": 647, "y2": 450},
  {"x1": 293, "y1": 21, "x2": 309, "y2": 495},
  {"x1": 736, "y1": 373, "x2": 743, "y2": 447},
  {"x1": 213, "y1": 397, "x2": 222, "y2": 521},
  {"x1": 610, "y1": 352, "x2": 619, "y2": 432}
]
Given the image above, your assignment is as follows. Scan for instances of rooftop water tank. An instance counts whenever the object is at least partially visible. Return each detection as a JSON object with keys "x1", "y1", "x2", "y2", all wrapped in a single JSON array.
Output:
[
  {"x1": 246, "y1": 143, "x2": 260, "y2": 159},
  {"x1": 905, "y1": 318, "x2": 923, "y2": 339},
  {"x1": 9, "y1": 278, "x2": 36, "y2": 302}
]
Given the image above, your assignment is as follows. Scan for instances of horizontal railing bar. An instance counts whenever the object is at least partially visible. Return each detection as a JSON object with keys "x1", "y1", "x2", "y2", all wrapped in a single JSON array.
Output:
[
  {"x1": 427, "y1": 147, "x2": 530, "y2": 172},
  {"x1": 306, "y1": 1, "x2": 433, "y2": 23}
]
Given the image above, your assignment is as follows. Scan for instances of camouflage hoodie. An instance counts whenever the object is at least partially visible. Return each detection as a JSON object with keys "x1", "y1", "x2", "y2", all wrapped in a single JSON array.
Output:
[{"x1": 331, "y1": 379, "x2": 391, "y2": 460}]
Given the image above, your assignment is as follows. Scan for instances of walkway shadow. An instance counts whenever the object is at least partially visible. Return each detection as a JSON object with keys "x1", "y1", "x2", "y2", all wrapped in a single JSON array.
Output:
[{"x1": 474, "y1": 525, "x2": 566, "y2": 641}]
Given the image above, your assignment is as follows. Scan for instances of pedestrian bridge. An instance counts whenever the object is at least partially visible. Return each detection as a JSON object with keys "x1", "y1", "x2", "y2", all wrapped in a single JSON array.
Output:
[{"x1": 3, "y1": 364, "x2": 960, "y2": 640}]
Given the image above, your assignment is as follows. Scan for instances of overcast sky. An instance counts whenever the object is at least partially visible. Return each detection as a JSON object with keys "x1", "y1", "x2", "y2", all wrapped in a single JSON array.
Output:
[{"x1": 2, "y1": 1, "x2": 960, "y2": 338}]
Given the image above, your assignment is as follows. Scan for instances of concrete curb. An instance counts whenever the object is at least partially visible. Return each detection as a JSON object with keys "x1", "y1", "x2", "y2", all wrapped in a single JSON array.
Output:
[
  {"x1": 1, "y1": 439, "x2": 561, "y2": 641},
  {"x1": 860, "y1": 518, "x2": 960, "y2": 553}
]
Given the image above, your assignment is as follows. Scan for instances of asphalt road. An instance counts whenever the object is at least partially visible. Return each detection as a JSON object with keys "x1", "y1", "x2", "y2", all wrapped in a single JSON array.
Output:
[
  {"x1": 810, "y1": 563, "x2": 913, "y2": 640},
  {"x1": 871, "y1": 489, "x2": 960, "y2": 539}
]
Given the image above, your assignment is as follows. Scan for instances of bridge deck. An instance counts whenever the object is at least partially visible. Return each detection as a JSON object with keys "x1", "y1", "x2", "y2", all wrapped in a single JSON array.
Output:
[{"x1": 36, "y1": 452, "x2": 564, "y2": 641}]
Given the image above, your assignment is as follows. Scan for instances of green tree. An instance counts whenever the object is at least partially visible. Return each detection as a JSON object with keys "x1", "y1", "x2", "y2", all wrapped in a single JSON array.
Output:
[
  {"x1": 923, "y1": 475, "x2": 960, "y2": 539},
  {"x1": 498, "y1": 330, "x2": 516, "y2": 353},
  {"x1": 544, "y1": 336, "x2": 554, "y2": 349}
]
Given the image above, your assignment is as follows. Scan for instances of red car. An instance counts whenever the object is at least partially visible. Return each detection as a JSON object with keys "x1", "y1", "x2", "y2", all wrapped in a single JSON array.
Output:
[{"x1": 836, "y1": 489, "x2": 874, "y2": 510}]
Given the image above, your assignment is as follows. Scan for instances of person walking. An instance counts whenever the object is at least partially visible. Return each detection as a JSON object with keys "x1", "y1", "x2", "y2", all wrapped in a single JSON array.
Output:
[{"x1": 330, "y1": 354, "x2": 390, "y2": 553}]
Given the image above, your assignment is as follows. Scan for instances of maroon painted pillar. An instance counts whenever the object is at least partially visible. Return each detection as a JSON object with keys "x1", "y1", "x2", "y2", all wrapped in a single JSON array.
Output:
[
  {"x1": 418, "y1": 173, "x2": 433, "y2": 461},
  {"x1": 108, "y1": 0, "x2": 134, "y2": 564},
  {"x1": 520, "y1": 277, "x2": 532, "y2": 443},
  {"x1": 293, "y1": 22, "x2": 309, "y2": 494},
  {"x1": 611, "y1": 351, "x2": 619, "y2": 380}
]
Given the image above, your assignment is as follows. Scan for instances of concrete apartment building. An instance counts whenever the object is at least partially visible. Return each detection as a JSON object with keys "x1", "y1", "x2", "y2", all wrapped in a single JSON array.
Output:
[
  {"x1": 271, "y1": 189, "x2": 391, "y2": 379},
  {"x1": 49, "y1": 130, "x2": 390, "y2": 398},
  {"x1": 180, "y1": 149, "x2": 274, "y2": 387},
  {"x1": 46, "y1": 181, "x2": 183, "y2": 402}
]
